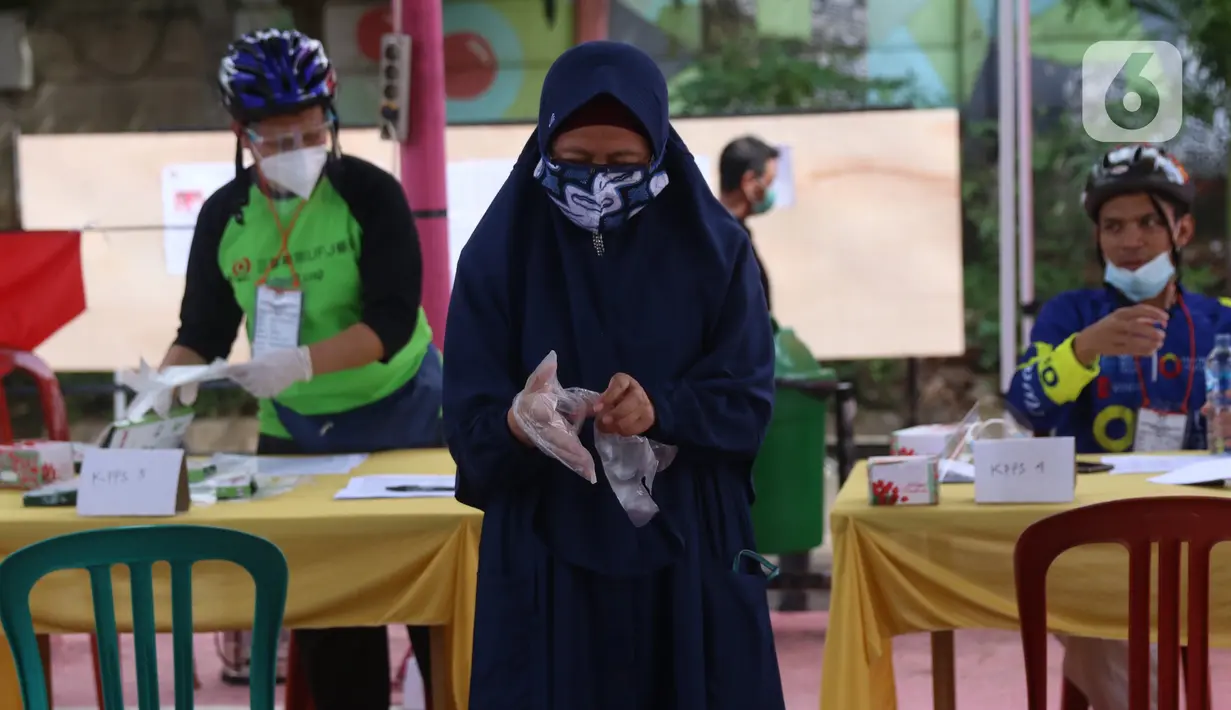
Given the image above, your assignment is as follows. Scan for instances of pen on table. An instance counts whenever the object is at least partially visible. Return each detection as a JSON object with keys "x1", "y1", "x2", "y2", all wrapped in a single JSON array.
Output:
[{"x1": 385, "y1": 485, "x2": 454, "y2": 493}]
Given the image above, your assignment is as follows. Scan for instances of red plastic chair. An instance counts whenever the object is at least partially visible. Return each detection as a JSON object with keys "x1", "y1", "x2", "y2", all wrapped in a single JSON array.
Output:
[
  {"x1": 283, "y1": 636, "x2": 315, "y2": 710},
  {"x1": 0, "y1": 348, "x2": 69, "y2": 444},
  {"x1": 0, "y1": 349, "x2": 204, "y2": 705},
  {"x1": 1014, "y1": 496, "x2": 1231, "y2": 710},
  {"x1": 0, "y1": 348, "x2": 69, "y2": 703}
]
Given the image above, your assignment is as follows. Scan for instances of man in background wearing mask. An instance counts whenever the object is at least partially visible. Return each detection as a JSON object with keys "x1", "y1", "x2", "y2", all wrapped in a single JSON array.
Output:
[
  {"x1": 718, "y1": 135, "x2": 779, "y2": 314},
  {"x1": 1006, "y1": 145, "x2": 1231, "y2": 710}
]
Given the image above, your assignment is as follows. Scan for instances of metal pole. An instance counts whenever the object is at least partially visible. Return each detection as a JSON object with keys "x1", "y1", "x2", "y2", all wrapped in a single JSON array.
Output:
[
  {"x1": 1015, "y1": 0, "x2": 1034, "y2": 349},
  {"x1": 997, "y1": 0, "x2": 1018, "y2": 393},
  {"x1": 397, "y1": 0, "x2": 451, "y2": 349}
]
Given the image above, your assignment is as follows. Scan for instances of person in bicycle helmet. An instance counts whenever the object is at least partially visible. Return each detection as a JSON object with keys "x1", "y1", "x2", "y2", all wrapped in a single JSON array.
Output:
[
  {"x1": 1006, "y1": 144, "x2": 1231, "y2": 709},
  {"x1": 159, "y1": 28, "x2": 437, "y2": 710}
]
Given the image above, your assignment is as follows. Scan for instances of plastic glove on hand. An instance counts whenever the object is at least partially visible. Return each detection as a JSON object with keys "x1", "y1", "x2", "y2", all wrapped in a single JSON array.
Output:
[
  {"x1": 510, "y1": 351, "x2": 597, "y2": 482},
  {"x1": 228, "y1": 346, "x2": 313, "y2": 399}
]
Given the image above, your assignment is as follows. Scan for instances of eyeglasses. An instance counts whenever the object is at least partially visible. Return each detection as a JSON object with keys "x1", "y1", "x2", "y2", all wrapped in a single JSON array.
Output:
[{"x1": 246, "y1": 120, "x2": 333, "y2": 154}]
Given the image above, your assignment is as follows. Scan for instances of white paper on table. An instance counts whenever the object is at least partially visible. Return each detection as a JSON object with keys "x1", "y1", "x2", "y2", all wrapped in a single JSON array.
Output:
[
  {"x1": 334, "y1": 474, "x2": 457, "y2": 500},
  {"x1": 1147, "y1": 458, "x2": 1231, "y2": 486},
  {"x1": 77, "y1": 448, "x2": 185, "y2": 517},
  {"x1": 119, "y1": 359, "x2": 234, "y2": 421},
  {"x1": 973, "y1": 436, "x2": 1075, "y2": 504},
  {"x1": 211, "y1": 453, "x2": 369, "y2": 477},
  {"x1": 939, "y1": 458, "x2": 975, "y2": 483},
  {"x1": 1102, "y1": 454, "x2": 1217, "y2": 475}
]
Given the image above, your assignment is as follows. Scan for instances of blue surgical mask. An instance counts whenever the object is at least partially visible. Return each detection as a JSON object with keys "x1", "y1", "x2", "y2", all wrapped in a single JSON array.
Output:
[
  {"x1": 1104, "y1": 252, "x2": 1175, "y2": 302},
  {"x1": 534, "y1": 157, "x2": 669, "y2": 233}
]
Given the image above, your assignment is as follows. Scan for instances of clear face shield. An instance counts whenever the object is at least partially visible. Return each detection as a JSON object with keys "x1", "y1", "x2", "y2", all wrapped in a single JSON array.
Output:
[{"x1": 245, "y1": 113, "x2": 337, "y2": 200}]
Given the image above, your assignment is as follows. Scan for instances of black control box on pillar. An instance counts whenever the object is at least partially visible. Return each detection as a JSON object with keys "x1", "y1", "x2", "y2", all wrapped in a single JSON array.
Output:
[{"x1": 378, "y1": 32, "x2": 412, "y2": 141}]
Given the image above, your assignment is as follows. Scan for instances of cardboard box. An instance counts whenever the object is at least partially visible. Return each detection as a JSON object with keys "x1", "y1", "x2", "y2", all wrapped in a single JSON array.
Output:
[
  {"x1": 890, "y1": 424, "x2": 959, "y2": 457},
  {"x1": 0, "y1": 441, "x2": 74, "y2": 490},
  {"x1": 96, "y1": 409, "x2": 194, "y2": 450},
  {"x1": 868, "y1": 455, "x2": 939, "y2": 506}
]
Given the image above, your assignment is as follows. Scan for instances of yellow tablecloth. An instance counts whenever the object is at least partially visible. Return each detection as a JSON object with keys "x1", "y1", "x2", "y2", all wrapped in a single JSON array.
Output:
[
  {"x1": 820, "y1": 459, "x2": 1231, "y2": 710},
  {"x1": 0, "y1": 449, "x2": 480, "y2": 710}
]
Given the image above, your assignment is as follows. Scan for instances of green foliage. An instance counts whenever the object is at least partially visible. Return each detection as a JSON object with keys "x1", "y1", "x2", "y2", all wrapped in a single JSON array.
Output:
[
  {"x1": 961, "y1": 117, "x2": 1102, "y2": 372},
  {"x1": 1068, "y1": 0, "x2": 1231, "y2": 121},
  {"x1": 669, "y1": 33, "x2": 914, "y2": 116}
]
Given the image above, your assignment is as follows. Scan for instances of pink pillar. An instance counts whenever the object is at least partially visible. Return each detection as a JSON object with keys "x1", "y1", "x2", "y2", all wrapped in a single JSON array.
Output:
[{"x1": 398, "y1": 0, "x2": 450, "y2": 349}]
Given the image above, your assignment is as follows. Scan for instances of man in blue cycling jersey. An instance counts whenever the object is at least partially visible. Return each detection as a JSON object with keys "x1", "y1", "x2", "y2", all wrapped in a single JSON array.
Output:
[
  {"x1": 1006, "y1": 144, "x2": 1231, "y2": 710},
  {"x1": 1007, "y1": 145, "x2": 1231, "y2": 454}
]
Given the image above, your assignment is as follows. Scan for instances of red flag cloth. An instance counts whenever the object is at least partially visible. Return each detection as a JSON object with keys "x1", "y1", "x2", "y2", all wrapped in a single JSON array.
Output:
[{"x1": 0, "y1": 231, "x2": 85, "y2": 351}]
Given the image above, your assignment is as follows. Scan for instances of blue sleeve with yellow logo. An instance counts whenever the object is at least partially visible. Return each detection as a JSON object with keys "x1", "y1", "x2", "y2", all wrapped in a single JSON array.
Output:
[{"x1": 1006, "y1": 293, "x2": 1100, "y2": 435}]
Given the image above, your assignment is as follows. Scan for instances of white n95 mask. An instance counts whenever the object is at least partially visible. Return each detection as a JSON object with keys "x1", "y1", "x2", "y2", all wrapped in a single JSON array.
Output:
[{"x1": 259, "y1": 146, "x2": 328, "y2": 200}]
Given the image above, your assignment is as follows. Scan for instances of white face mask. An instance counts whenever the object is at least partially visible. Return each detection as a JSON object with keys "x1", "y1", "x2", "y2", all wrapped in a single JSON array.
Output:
[
  {"x1": 1104, "y1": 251, "x2": 1175, "y2": 302},
  {"x1": 259, "y1": 146, "x2": 328, "y2": 199}
]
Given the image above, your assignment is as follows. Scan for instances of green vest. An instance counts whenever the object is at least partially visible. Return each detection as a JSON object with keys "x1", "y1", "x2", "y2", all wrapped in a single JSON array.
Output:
[{"x1": 217, "y1": 180, "x2": 433, "y2": 437}]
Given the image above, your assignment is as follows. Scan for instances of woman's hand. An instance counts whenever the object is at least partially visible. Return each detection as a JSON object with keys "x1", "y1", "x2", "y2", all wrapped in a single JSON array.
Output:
[
  {"x1": 594, "y1": 373, "x2": 656, "y2": 437},
  {"x1": 508, "y1": 352, "x2": 597, "y2": 482}
]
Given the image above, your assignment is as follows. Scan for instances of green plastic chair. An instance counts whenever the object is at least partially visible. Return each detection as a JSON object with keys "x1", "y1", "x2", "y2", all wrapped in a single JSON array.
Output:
[{"x1": 0, "y1": 525, "x2": 288, "y2": 710}]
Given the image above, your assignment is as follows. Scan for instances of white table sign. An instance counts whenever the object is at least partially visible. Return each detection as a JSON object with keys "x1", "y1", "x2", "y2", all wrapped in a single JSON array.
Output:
[
  {"x1": 77, "y1": 448, "x2": 190, "y2": 517},
  {"x1": 973, "y1": 436, "x2": 1076, "y2": 504}
]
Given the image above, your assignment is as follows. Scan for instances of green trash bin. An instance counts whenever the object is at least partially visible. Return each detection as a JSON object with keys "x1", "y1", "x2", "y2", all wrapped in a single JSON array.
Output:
[{"x1": 750, "y1": 327, "x2": 835, "y2": 555}]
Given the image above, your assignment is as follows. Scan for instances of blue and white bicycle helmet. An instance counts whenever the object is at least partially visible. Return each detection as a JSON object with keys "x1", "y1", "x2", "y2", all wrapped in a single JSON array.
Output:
[{"x1": 219, "y1": 29, "x2": 337, "y2": 123}]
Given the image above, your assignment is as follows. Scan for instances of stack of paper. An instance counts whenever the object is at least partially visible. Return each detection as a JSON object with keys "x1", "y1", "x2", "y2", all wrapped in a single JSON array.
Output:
[
  {"x1": 334, "y1": 474, "x2": 456, "y2": 500},
  {"x1": 211, "y1": 454, "x2": 368, "y2": 477},
  {"x1": 1101, "y1": 454, "x2": 1216, "y2": 475},
  {"x1": 1148, "y1": 458, "x2": 1231, "y2": 487}
]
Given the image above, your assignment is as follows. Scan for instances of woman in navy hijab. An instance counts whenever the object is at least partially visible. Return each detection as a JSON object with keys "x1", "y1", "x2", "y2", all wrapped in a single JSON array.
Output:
[{"x1": 442, "y1": 41, "x2": 783, "y2": 709}]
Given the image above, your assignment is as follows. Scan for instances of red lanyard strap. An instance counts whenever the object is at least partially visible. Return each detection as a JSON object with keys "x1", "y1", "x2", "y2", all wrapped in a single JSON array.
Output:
[
  {"x1": 1133, "y1": 294, "x2": 1197, "y2": 412},
  {"x1": 255, "y1": 192, "x2": 307, "y2": 288}
]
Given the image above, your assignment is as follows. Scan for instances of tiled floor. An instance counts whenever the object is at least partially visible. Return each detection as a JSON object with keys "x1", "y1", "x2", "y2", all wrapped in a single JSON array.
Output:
[{"x1": 46, "y1": 616, "x2": 1231, "y2": 709}]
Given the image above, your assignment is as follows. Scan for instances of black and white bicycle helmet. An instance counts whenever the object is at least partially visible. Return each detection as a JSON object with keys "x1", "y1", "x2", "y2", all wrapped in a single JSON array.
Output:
[{"x1": 1081, "y1": 144, "x2": 1195, "y2": 221}]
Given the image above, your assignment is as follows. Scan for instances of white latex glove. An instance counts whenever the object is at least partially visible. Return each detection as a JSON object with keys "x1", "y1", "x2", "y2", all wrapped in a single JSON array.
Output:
[
  {"x1": 228, "y1": 346, "x2": 313, "y2": 398},
  {"x1": 121, "y1": 361, "x2": 208, "y2": 420},
  {"x1": 151, "y1": 382, "x2": 199, "y2": 419}
]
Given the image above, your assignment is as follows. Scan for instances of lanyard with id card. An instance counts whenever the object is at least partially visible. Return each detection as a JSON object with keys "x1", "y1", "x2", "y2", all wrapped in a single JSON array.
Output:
[
  {"x1": 1133, "y1": 295, "x2": 1196, "y2": 452},
  {"x1": 251, "y1": 194, "x2": 308, "y2": 360}
]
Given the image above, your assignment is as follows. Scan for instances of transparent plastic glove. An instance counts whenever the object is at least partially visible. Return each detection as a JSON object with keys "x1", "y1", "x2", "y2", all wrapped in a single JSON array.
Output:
[
  {"x1": 594, "y1": 425, "x2": 677, "y2": 527},
  {"x1": 510, "y1": 351, "x2": 598, "y2": 482},
  {"x1": 228, "y1": 346, "x2": 313, "y2": 398}
]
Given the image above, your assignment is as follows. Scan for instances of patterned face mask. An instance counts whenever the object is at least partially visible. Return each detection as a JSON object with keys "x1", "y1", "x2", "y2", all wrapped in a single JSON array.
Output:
[{"x1": 534, "y1": 157, "x2": 670, "y2": 233}]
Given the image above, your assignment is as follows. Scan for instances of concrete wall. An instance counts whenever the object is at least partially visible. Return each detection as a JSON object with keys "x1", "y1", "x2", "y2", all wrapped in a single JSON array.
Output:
[{"x1": 0, "y1": 0, "x2": 244, "y2": 229}]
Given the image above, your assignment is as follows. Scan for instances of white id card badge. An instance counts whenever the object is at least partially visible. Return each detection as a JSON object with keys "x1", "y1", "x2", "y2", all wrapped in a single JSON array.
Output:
[
  {"x1": 252, "y1": 286, "x2": 303, "y2": 359},
  {"x1": 1134, "y1": 409, "x2": 1188, "y2": 452}
]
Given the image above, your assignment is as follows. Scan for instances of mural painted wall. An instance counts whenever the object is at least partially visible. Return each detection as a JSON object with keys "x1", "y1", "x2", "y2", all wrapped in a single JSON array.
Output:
[
  {"x1": 324, "y1": 0, "x2": 700, "y2": 125},
  {"x1": 865, "y1": 0, "x2": 1146, "y2": 114},
  {"x1": 324, "y1": 0, "x2": 1153, "y2": 126}
]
